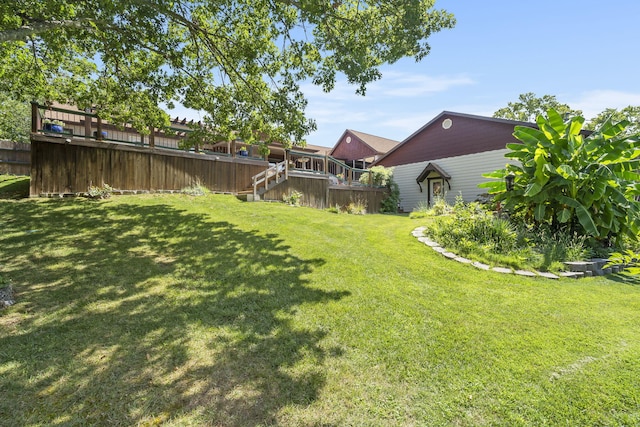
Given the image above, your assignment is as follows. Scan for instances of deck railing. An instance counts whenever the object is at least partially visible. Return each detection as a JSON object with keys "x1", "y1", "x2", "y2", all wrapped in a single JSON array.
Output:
[
  {"x1": 287, "y1": 149, "x2": 375, "y2": 187},
  {"x1": 31, "y1": 102, "x2": 264, "y2": 159},
  {"x1": 32, "y1": 102, "x2": 379, "y2": 189}
]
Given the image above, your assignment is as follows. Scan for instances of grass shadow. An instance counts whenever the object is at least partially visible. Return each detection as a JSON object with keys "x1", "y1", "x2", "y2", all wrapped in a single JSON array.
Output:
[
  {"x1": 0, "y1": 197, "x2": 347, "y2": 425},
  {"x1": 0, "y1": 175, "x2": 29, "y2": 199}
]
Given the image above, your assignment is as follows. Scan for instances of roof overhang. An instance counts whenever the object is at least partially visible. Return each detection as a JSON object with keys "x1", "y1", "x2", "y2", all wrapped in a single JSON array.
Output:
[{"x1": 416, "y1": 162, "x2": 451, "y2": 183}]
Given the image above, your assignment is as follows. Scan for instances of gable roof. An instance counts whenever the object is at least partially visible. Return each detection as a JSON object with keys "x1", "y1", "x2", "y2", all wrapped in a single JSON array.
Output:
[
  {"x1": 416, "y1": 162, "x2": 451, "y2": 183},
  {"x1": 375, "y1": 111, "x2": 536, "y2": 167},
  {"x1": 346, "y1": 130, "x2": 401, "y2": 154},
  {"x1": 329, "y1": 129, "x2": 400, "y2": 161}
]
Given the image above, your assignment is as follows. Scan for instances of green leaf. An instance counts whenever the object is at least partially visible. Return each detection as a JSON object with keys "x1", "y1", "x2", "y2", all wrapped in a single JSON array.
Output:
[
  {"x1": 556, "y1": 164, "x2": 577, "y2": 179},
  {"x1": 534, "y1": 203, "x2": 546, "y2": 221},
  {"x1": 513, "y1": 126, "x2": 548, "y2": 147},
  {"x1": 575, "y1": 205, "x2": 599, "y2": 236},
  {"x1": 557, "y1": 208, "x2": 571, "y2": 223},
  {"x1": 524, "y1": 182, "x2": 543, "y2": 197}
]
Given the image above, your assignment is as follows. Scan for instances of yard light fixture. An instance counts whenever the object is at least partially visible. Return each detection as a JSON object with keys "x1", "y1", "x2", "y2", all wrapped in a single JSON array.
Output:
[{"x1": 505, "y1": 172, "x2": 515, "y2": 191}]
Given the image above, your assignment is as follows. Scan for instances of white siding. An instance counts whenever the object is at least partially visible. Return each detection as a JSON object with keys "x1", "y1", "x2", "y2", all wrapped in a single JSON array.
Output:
[{"x1": 393, "y1": 149, "x2": 514, "y2": 212}]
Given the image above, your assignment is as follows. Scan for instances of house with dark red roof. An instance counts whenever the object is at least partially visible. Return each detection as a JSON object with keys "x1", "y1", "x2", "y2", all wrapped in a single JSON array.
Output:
[
  {"x1": 374, "y1": 111, "x2": 534, "y2": 212},
  {"x1": 330, "y1": 129, "x2": 401, "y2": 168}
]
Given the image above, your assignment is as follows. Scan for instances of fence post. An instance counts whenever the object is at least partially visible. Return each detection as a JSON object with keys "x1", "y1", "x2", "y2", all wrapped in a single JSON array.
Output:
[
  {"x1": 149, "y1": 126, "x2": 155, "y2": 148},
  {"x1": 30, "y1": 101, "x2": 40, "y2": 133},
  {"x1": 369, "y1": 170, "x2": 373, "y2": 187}
]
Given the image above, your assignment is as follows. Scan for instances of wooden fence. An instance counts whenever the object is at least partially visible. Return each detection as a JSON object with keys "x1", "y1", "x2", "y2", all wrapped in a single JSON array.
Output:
[
  {"x1": 30, "y1": 134, "x2": 267, "y2": 196},
  {"x1": 30, "y1": 135, "x2": 389, "y2": 212},
  {"x1": 262, "y1": 173, "x2": 388, "y2": 213},
  {"x1": 0, "y1": 141, "x2": 30, "y2": 176}
]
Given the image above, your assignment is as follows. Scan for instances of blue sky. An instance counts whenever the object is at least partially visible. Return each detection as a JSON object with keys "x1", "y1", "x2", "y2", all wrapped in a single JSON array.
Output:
[
  {"x1": 170, "y1": 1, "x2": 640, "y2": 148},
  {"x1": 301, "y1": 0, "x2": 640, "y2": 147}
]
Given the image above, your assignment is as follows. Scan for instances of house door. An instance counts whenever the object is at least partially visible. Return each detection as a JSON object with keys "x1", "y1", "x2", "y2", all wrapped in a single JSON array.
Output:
[{"x1": 429, "y1": 179, "x2": 444, "y2": 205}]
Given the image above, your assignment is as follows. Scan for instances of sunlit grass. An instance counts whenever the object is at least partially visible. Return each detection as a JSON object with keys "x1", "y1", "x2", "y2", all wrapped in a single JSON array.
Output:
[{"x1": 1, "y1": 175, "x2": 639, "y2": 425}]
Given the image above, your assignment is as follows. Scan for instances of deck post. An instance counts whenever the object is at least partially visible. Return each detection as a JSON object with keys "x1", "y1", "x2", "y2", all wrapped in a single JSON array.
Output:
[
  {"x1": 84, "y1": 108, "x2": 92, "y2": 139},
  {"x1": 31, "y1": 101, "x2": 40, "y2": 133},
  {"x1": 324, "y1": 155, "x2": 328, "y2": 175},
  {"x1": 284, "y1": 150, "x2": 289, "y2": 180},
  {"x1": 149, "y1": 126, "x2": 155, "y2": 148},
  {"x1": 96, "y1": 117, "x2": 103, "y2": 141}
]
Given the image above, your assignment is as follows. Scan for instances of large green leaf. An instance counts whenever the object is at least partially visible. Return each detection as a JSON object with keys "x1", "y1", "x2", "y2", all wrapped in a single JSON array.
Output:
[
  {"x1": 557, "y1": 208, "x2": 571, "y2": 223},
  {"x1": 534, "y1": 202, "x2": 546, "y2": 222},
  {"x1": 576, "y1": 205, "x2": 599, "y2": 237},
  {"x1": 534, "y1": 147, "x2": 550, "y2": 185},
  {"x1": 482, "y1": 169, "x2": 507, "y2": 179},
  {"x1": 568, "y1": 116, "x2": 585, "y2": 136},
  {"x1": 513, "y1": 126, "x2": 547, "y2": 146},
  {"x1": 524, "y1": 182, "x2": 543, "y2": 197},
  {"x1": 556, "y1": 164, "x2": 577, "y2": 179},
  {"x1": 506, "y1": 143, "x2": 527, "y2": 151},
  {"x1": 477, "y1": 180, "x2": 505, "y2": 193}
]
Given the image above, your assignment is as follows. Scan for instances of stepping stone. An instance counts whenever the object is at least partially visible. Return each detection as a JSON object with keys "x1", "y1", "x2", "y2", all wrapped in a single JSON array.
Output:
[
  {"x1": 589, "y1": 258, "x2": 610, "y2": 269},
  {"x1": 515, "y1": 270, "x2": 537, "y2": 277},
  {"x1": 472, "y1": 262, "x2": 490, "y2": 270},
  {"x1": 423, "y1": 240, "x2": 441, "y2": 247},
  {"x1": 536, "y1": 271, "x2": 559, "y2": 279},
  {"x1": 413, "y1": 227, "x2": 427, "y2": 233},
  {"x1": 454, "y1": 256, "x2": 472, "y2": 264},
  {"x1": 432, "y1": 246, "x2": 447, "y2": 254},
  {"x1": 563, "y1": 261, "x2": 589, "y2": 272},
  {"x1": 442, "y1": 251, "x2": 457, "y2": 259},
  {"x1": 559, "y1": 271, "x2": 583, "y2": 279},
  {"x1": 417, "y1": 236, "x2": 430, "y2": 243},
  {"x1": 492, "y1": 267, "x2": 512, "y2": 274}
]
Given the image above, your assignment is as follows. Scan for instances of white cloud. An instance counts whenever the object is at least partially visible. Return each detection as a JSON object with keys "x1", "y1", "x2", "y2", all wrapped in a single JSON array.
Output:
[
  {"x1": 570, "y1": 90, "x2": 640, "y2": 119},
  {"x1": 375, "y1": 73, "x2": 474, "y2": 97}
]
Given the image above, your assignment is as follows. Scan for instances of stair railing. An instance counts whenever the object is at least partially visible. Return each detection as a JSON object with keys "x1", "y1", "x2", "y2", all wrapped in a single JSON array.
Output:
[{"x1": 252, "y1": 160, "x2": 287, "y2": 199}]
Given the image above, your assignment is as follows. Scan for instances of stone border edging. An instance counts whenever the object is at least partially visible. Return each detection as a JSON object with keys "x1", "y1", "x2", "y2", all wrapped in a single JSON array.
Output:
[{"x1": 411, "y1": 227, "x2": 582, "y2": 280}]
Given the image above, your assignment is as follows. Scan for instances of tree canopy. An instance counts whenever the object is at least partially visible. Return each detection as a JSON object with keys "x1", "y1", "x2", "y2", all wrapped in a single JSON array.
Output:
[
  {"x1": 585, "y1": 105, "x2": 640, "y2": 135},
  {"x1": 0, "y1": 0, "x2": 455, "y2": 147},
  {"x1": 493, "y1": 92, "x2": 582, "y2": 123}
]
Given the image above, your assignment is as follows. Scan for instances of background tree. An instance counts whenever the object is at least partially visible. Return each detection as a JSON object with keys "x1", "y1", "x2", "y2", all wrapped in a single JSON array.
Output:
[
  {"x1": 0, "y1": 0, "x2": 455, "y2": 148},
  {"x1": 480, "y1": 109, "x2": 640, "y2": 245},
  {"x1": 586, "y1": 105, "x2": 640, "y2": 135},
  {"x1": 493, "y1": 92, "x2": 582, "y2": 123},
  {"x1": 0, "y1": 92, "x2": 30, "y2": 143}
]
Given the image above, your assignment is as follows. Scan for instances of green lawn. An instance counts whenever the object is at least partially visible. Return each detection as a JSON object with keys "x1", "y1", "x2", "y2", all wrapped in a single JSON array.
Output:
[{"x1": 1, "y1": 176, "x2": 639, "y2": 426}]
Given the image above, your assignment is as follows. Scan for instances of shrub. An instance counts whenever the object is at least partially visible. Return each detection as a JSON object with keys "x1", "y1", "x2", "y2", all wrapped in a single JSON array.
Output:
[
  {"x1": 86, "y1": 183, "x2": 113, "y2": 199},
  {"x1": 346, "y1": 196, "x2": 367, "y2": 215},
  {"x1": 480, "y1": 108, "x2": 640, "y2": 245},
  {"x1": 424, "y1": 199, "x2": 592, "y2": 271},
  {"x1": 182, "y1": 181, "x2": 207, "y2": 196},
  {"x1": 283, "y1": 190, "x2": 303, "y2": 206}
]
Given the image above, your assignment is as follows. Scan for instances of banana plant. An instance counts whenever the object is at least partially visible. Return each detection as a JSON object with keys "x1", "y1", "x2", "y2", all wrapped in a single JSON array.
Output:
[{"x1": 480, "y1": 108, "x2": 640, "y2": 243}]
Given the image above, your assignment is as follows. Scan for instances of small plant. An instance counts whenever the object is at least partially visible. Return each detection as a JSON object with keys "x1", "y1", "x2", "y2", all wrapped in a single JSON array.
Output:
[
  {"x1": 86, "y1": 183, "x2": 113, "y2": 199},
  {"x1": 346, "y1": 196, "x2": 367, "y2": 215},
  {"x1": 606, "y1": 250, "x2": 640, "y2": 274},
  {"x1": 43, "y1": 118, "x2": 65, "y2": 126},
  {"x1": 182, "y1": 180, "x2": 207, "y2": 196},
  {"x1": 326, "y1": 205, "x2": 341, "y2": 214},
  {"x1": 283, "y1": 190, "x2": 302, "y2": 206}
]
